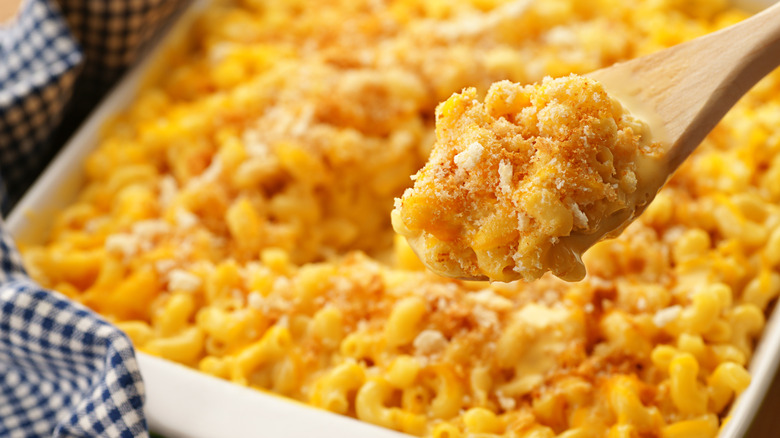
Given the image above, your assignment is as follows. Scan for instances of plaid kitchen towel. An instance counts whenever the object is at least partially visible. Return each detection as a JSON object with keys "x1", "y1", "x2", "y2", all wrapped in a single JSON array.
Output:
[
  {"x1": 0, "y1": 223, "x2": 148, "y2": 438},
  {"x1": 0, "y1": 0, "x2": 189, "y2": 436},
  {"x1": 0, "y1": 0, "x2": 188, "y2": 211},
  {"x1": 0, "y1": 0, "x2": 81, "y2": 213}
]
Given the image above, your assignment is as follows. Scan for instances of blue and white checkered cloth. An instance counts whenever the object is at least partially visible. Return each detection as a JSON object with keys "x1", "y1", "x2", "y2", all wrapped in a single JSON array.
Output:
[
  {"x1": 0, "y1": 226, "x2": 147, "y2": 437},
  {"x1": 1, "y1": 0, "x2": 188, "y2": 436},
  {"x1": 0, "y1": 0, "x2": 81, "y2": 212},
  {"x1": 0, "y1": 0, "x2": 188, "y2": 211}
]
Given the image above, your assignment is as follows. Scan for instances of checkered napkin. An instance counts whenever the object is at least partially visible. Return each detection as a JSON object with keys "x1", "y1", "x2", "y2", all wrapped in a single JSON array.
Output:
[
  {"x1": 0, "y1": 0, "x2": 188, "y2": 211},
  {"x1": 0, "y1": 224, "x2": 147, "y2": 437},
  {"x1": 0, "y1": 0, "x2": 190, "y2": 436},
  {"x1": 0, "y1": 0, "x2": 81, "y2": 212}
]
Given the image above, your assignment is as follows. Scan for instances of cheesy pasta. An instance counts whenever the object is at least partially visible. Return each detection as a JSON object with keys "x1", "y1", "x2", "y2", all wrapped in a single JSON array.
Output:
[
  {"x1": 391, "y1": 75, "x2": 665, "y2": 282},
  {"x1": 20, "y1": 0, "x2": 777, "y2": 437}
]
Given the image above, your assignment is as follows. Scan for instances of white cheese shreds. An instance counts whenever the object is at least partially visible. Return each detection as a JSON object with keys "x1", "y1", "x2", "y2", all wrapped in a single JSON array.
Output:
[
  {"x1": 158, "y1": 175, "x2": 178, "y2": 208},
  {"x1": 413, "y1": 329, "x2": 448, "y2": 355},
  {"x1": 653, "y1": 305, "x2": 682, "y2": 327},
  {"x1": 132, "y1": 220, "x2": 171, "y2": 241},
  {"x1": 472, "y1": 305, "x2": 499, "y2": 328},
  {"x1": 105, "y1": 234, "x2": 139, "y2": 260},
  {"x1": 496, "y1": 391, "x2": 517, "y2": 411},
  {"x1": 466, "y1": 289, "x2": 514, "y2": 311},
  {"x1": 569, "y1": 201, "x2": 588, "y2": 228},
  {"x1": 453, "y1": 141, "x2": 484, "y2": 171},
  {"x1": 175, "y1": 208, "x2": 199, "y2": 229},
  {"x1": 498, "y1": 160, "x2": 513, "y2": 195},
  {"x1": 154, "y1": 259, "x2": 177, "y2": 275},
  {"x1": 247, "y1": 291, "x2": 264, "y2": 310},
  {"x1": 168, "y1": 269, "x2": 202, "y2": 292}
]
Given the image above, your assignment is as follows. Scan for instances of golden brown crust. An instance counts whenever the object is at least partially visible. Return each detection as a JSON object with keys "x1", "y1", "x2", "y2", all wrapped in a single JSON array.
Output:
[{"x1": 393, "y1": 75, "x2": 663, "y2": 282}]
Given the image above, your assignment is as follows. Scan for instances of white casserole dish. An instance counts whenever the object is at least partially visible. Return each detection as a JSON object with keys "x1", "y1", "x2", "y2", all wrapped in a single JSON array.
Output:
[{"x1": 6, "y1": 0, "x2": 779, "y2": 437}]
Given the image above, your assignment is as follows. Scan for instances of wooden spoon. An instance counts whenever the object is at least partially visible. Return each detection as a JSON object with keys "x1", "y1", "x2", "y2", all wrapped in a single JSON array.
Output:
[
  {"x1": 399, "y1": 4, "x2": 780, "y2": 283},
  {"x1": 423, "y1": 3, "x2": 780, "y2": 283},
  {"x1": 588, "y1": 1, "x2": 780, "y2": 174},
  {"x1": 521, "y1": 1, "x2": 780, "y2": 280},
  {"x1": 550, "y1": 2, "x2": 780, "y2": 278},
  {"x1": 539, "y1": 0, "x2": 780, "y2": 281}
]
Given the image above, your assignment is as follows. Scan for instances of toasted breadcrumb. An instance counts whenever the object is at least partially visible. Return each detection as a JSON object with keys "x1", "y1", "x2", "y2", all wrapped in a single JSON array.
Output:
[{"x1": 393, "y1": 75, "x2": 664, "y2": 282}]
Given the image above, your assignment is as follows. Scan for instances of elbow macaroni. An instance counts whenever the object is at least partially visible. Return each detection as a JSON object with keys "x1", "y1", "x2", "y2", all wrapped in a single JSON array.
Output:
[
  {"x1": 19, "y1": 0, "x2": 776, "y2": 437},
  {"x1": 391, "y1": 75, "x2": 665, "y2": 282}
]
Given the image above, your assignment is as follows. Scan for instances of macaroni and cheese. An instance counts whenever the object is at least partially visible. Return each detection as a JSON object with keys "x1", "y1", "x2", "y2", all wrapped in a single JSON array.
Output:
[
  {"x1": 392, "y1": 75, "x2": 665, "y2": 282},
  {"x1": 19, "y1": 1, "x2": 776, "y2": 437}
]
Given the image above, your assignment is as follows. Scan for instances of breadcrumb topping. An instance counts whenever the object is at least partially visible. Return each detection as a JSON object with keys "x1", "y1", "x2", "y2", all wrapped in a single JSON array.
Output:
[{"x1": 393, "y1": 75, "x2": 664, "y2": 282}]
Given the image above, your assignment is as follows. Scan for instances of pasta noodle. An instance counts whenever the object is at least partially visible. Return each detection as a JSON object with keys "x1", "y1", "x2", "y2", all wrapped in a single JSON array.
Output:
[
  {"x1": 20, "y1": 0, "x2": 776, "y2": 437},
  {"x1": 392, "y1": 75, "x2": 664, "y2": 282}
]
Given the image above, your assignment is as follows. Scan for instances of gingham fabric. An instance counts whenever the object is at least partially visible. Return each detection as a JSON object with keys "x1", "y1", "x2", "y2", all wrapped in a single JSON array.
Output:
[
  {"x1": 0, "y1": 222, "x2": 148, "y2": 437},
  {"x1": 0, "y1": 0, "x2": 81, "y2": 211},
  {"x1": 0, "y1": 0, "x2": 191, "y2": 436},
  {"x1": 54, "y1": 0, "x2": 189, "y2": 149},
  {"x1": 0, "y1": 0, "x2": 189, "y2": 212},
  {"x1": 56, "y1": 0, "x2": 189, "y2": 94}
]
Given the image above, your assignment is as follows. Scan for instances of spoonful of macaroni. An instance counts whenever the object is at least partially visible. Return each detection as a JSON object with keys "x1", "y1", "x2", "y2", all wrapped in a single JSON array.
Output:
[{"x1": 391, "y1": 2, "x2": 780, "y2": 283}]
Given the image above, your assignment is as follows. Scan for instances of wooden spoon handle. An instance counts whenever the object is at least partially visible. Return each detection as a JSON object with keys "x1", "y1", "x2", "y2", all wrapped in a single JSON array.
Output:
[
  {"x1": 590, "y1": 2, "x2": 780, "y2": 173},
  {"x1": 663, "y1": 1, "x2": 780, "y2": 170}
]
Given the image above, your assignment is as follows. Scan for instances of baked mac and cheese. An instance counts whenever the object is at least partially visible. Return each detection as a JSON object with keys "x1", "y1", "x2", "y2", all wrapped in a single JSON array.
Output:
[
  {"x1": 20, "y1": 1, "x2": 775, "y2": 437},
  {"x1": 392, "y1": 75, "x2": 665, "y2": 282}
]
